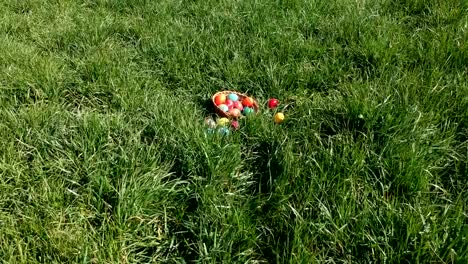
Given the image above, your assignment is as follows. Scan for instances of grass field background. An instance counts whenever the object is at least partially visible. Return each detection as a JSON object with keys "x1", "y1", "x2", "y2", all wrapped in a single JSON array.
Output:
[{"x1": 0, "y1": 0, "x2": 467, "y2": 262}]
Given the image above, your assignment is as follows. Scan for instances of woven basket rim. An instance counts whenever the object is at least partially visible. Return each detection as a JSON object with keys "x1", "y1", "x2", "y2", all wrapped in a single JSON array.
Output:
[{"x1": 212, "y1": 90, "x2": 249, "y2": 99}]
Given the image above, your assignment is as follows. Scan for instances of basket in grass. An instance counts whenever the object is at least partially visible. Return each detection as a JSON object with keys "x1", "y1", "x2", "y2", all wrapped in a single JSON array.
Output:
[{"x1": 212, "y1": 91, "x2": 259, "y2": 118}]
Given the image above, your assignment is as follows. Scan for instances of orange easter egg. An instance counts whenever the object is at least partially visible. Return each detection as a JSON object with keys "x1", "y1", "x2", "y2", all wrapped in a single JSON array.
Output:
[
  {"x1": 242, "y1": 97, "x2": 254, "y2": 107},
  {"x1": 214, "y1": 94, "x2": 227, "y2": 106}
]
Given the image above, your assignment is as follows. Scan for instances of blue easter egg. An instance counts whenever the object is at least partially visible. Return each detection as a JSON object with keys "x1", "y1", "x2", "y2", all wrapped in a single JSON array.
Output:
[
  {"x1": 218, "y1": 127, "x2": 230, "y2": 136},
  {"x1": 227, "y1": 93, "x2": 239, "y2": 102},
  {"x1": 218, "y1": 104, "x2": 229, "y2": 112}
]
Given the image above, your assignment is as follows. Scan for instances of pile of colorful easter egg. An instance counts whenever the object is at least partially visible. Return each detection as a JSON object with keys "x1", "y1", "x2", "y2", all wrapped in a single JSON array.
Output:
[
  {"x1": 213, "y1": 92, "x2": 257, "y2": 119},
  {"x1": 205, "y1": 91, "x2": 286, "y2": 136},
  {"x1": 204, "y1": 116, "x2": 238, "y2": 136}
]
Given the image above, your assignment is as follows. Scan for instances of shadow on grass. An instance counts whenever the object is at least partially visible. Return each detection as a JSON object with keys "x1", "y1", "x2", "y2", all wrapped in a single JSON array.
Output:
[
  {"x1": 243, "y1": 139, "x2": 299, "y2": 262},
  {"x1": 317, "y1": 109, "x2": 366, "y2": 139},
  {"x1": 248, "y1": 141, "x2": 284, "y2": 195},
  {"x1": 194, "y1": 97, "x2": 217, "y2": 118},
  {"x1": 138, "y1": 133, "x2": 205, "y2": 261}
]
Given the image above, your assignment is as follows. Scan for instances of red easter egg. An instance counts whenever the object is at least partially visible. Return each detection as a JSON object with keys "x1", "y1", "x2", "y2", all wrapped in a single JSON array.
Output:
[
  {"x1": 231, "y1": 120, "x2": 239, "y2": 130},
  {"x1": 268, "y1": 98, "x2": 279, "y2": 109},
  {"x1": 233, "y1": 101, "x2": 243, "y2": 110},
  {"x1": 214, "y1": 94, "x2": 226, "y2": 106},
  {"x1": 242, "y1": 97, "x2": 254, "y2": 107},
  {"x1": 225, "y1": 99, "x2": 234, "y2": 109}
]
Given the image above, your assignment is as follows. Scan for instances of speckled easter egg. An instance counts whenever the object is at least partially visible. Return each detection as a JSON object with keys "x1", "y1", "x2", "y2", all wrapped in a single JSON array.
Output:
[
  {"x1": 227, "y1": 93, "x2": 239, "y2": 102},
  {"x1": 204, "y1": 117, "x2": 216, "y2": 128},
  {"x1": 218, "y1": 104, "x2": 229, "y2": 112}
]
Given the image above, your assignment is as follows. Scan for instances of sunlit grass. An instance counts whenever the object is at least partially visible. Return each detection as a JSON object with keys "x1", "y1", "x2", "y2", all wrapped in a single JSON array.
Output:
[{"x1": 0, "y1": 0, "x2": 467, "y2": 262}]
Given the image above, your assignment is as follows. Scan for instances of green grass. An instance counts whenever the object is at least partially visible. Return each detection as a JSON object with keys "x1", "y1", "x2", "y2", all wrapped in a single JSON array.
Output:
[{"x1": 0, "y1": 0, "x2": 467, "y2": 262}]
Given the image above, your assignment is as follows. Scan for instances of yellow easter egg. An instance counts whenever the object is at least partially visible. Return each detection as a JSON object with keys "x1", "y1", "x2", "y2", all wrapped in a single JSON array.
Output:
[
  {"x1": 217, "y1": 117, "x2": 230, "y2": 126},
  {"x1": 274, "y1": 112, "x2": 285, "y2": 124}
]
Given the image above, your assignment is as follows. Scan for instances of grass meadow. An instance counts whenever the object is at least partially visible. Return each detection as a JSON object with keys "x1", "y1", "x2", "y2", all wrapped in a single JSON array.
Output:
[{"x1": 0, "y1": 0, "x2": 467, "y2": 263}]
